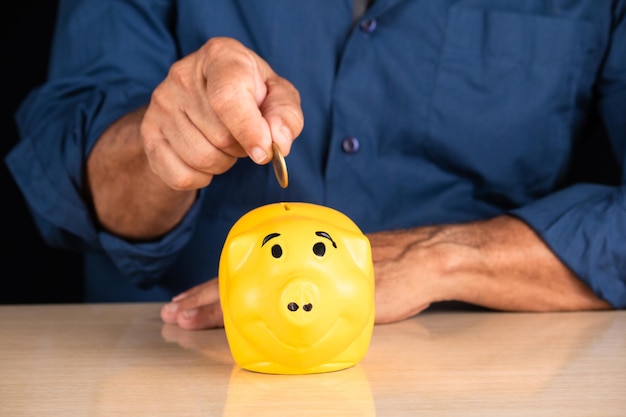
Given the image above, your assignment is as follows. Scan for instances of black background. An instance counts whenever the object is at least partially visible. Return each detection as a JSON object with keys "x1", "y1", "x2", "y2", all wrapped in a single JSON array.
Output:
[{"x1": 2, "y1": 0, "x2": 83, "y2": 304}]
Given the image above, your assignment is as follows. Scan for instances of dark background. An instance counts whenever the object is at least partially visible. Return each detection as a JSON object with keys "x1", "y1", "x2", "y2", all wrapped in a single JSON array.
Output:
[{"x1": 1, "y1": 0, "x2": 83, "y2": 304}]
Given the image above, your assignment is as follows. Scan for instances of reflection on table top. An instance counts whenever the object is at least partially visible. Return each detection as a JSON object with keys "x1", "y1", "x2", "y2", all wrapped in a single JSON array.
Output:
[{"x1": 0, "y1": 303, "x2": 624, "y2": 417}]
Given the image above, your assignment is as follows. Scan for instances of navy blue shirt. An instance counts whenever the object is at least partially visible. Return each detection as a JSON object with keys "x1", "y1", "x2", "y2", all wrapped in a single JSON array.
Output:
[{"x1": 6, "y1": 0, "x2": 626, "y2": 306}]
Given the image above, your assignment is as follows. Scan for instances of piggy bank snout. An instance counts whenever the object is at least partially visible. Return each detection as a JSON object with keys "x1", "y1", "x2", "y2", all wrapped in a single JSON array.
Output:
[{"x1": 280, "y1": 280, "x2": 319, "y2": 324}]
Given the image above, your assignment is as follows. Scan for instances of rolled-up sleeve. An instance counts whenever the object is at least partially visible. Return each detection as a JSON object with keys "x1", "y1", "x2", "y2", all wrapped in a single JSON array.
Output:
[
  {"x1": 4, "y1": 0, "x2": 200, "y2": 286},
  {"x1": 511, "y1": 2, "x2": 626, "y2": 308}
]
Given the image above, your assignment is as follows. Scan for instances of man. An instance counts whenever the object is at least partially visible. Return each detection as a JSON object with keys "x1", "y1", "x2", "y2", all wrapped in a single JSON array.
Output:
[{"x1": 6, "y1": 1, "x2": 624, "y2": 329}]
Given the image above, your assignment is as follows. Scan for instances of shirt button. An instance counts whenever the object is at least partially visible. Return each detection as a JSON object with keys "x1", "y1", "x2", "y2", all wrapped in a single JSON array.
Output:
[
  {"x1": 360, "y1": 18, "x2": 377, "y2": 33},
  {"x1": 342, "y1": 136, "x2": 360, "y2": 154}
]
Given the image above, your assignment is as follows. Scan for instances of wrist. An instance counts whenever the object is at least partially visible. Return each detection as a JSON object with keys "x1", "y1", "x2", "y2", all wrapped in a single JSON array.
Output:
[
  {"x1": 411, "y1": 223, "x2": 484, "y2": 304},
  {"x1": 424, "y1": 217, "x2": 524, "y2": 306},
  {"x1": 87, "y1": 106, "x2": 198, "y2": 240}
]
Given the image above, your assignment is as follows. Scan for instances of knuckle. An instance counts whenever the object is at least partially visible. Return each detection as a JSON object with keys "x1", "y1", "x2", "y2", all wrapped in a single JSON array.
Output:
[
  {"x1": 167, "y1": 59, "x2": 194, "y2": 90},
  {"x1": 204, "y1": 37, "x2": 230, "y2": 61},
  {"x1": 187, "y1": 152, "x2": 215, "y2": 173},
  {"x1": 187, "y1": 147, "x2": 237, "y2": 176},
  {"x1": 203, "y1": 36, "x2": 244, "y2": 63},
  {"x1": 167, "y1": 173, "x2": 197, "y2": 191},
  {"x1": 139, "y1": 119, "x2": 159, "y2": 149},
  {"x1": 141, "y1": 135, "x2": 160, "y2": 161},
  {"x1": 209, "y1": 130, "x2": 236, "y2": 150},
  {"x1": 145, "y1": 87, "x2": 169, "y2": 116},
  {"x1": 207, "y1": 81, "x2": 241, "y2": 113}
]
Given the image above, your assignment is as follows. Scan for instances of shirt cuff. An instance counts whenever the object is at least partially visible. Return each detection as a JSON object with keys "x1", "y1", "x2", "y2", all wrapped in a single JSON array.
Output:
[
  {"x1": 98, "y1": 192, "x2": 204, "y2": 289},
  {"x1": 510, "y1": 183, "x2": 626, "y2": 308}
]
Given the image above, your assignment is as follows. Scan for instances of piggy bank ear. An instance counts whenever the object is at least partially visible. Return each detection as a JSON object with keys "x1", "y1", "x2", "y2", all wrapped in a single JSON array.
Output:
[
  {"x1": 222, "y1": 232, "x2": 257, "y2": 274},
  {"x1": 337, "y1": 231, "x2": 373, "y2": 276},
  {"x1": 219, "y1": 232, "x2": 257, "y2": 297}
]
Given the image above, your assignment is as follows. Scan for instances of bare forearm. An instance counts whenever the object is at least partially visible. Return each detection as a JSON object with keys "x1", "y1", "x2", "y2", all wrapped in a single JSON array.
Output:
[
  {"x1": 432, "y1": 216, "x2": 610, "y2": 312},
  {"x1": 370, "y1": 215, "x2": 610, "y2": 324},
  {"x1": 86, "y1": 106, "x2": 196, "y2": 240}
]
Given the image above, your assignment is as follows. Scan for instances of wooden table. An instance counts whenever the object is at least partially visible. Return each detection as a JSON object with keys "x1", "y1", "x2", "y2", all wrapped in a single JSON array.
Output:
[{"x1": 1, "y1": 303, "x2": 624, "y2": 416}]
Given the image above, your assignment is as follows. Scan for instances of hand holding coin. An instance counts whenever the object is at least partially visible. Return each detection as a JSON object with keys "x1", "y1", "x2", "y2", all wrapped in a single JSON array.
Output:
[{"x1": 272, "y1": 143, "x2": 288, "y2": 188}]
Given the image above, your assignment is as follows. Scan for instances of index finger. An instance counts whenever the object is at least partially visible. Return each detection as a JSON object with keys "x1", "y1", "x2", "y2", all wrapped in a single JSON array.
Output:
[{"x1": 204, "y1": 48, "x2": 274, "y2": 164}]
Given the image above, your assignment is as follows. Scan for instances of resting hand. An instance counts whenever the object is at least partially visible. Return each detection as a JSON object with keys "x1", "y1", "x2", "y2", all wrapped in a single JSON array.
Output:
[
  {"x1": 141, "y1": 36, "x2": 303, "y2": 190},
  {"x1": 161, "y1": 278, "x2": 223, "y2": 330}
]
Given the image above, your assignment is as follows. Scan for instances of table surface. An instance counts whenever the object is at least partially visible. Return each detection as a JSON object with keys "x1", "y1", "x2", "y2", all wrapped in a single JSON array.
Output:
[{"x1": 1, "y1": 303, "x2": 624, "y2": 417}]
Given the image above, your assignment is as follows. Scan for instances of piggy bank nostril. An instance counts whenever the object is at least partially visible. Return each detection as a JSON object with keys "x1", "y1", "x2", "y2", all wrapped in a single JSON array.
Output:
[
  {"x1": 287, "y1": 302, "x2": 299, "y2": 312},
  {"x1": 303, "y1": 303, "x2": 313, "y2": 312}
]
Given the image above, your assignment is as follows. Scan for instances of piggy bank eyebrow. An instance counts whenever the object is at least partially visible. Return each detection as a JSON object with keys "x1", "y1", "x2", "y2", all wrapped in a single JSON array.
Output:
[
  {"x1": 262, "y1": 233, "x2": 281, "y2": 247},
  {"x1": 315, "y1": 231, "x2": 337, "y2": 248}
]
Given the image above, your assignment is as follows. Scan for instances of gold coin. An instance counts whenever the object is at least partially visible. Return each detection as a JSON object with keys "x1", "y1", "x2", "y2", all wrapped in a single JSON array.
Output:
[{"x1": 272, "y1": 142, "x2": 288, "y2": 188}]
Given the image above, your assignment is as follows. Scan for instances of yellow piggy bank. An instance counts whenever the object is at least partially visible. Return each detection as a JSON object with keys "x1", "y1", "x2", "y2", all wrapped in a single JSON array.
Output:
[{"x1": 219, "y1": 202, "x2": 375, "y2": 374}]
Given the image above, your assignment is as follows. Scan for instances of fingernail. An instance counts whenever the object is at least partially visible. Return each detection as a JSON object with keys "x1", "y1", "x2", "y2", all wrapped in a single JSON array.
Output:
[
  {"x1": 183, "y1": 308, "x2": 199, "y2": 319},
  {"x1": 163, "y1": 302, "x2": 179, "y2": 314},
  {"x1": 250, "y1": 146, "x2": 267, "y2": 164}
]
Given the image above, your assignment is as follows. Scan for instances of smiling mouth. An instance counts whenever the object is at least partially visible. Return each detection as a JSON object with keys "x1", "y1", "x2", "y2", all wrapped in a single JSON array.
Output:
[{"x1": 253, "y1": 317, "x2": 341, "y2": 354}]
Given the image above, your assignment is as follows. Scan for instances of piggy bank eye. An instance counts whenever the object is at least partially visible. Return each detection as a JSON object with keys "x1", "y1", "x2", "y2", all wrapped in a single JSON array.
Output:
[
  {"x1": 271, "y1": 244, "x2": 283, "y2": 258},
  {"x1": 312, "y1": 242, "x2": 326, "y2": 257}
]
